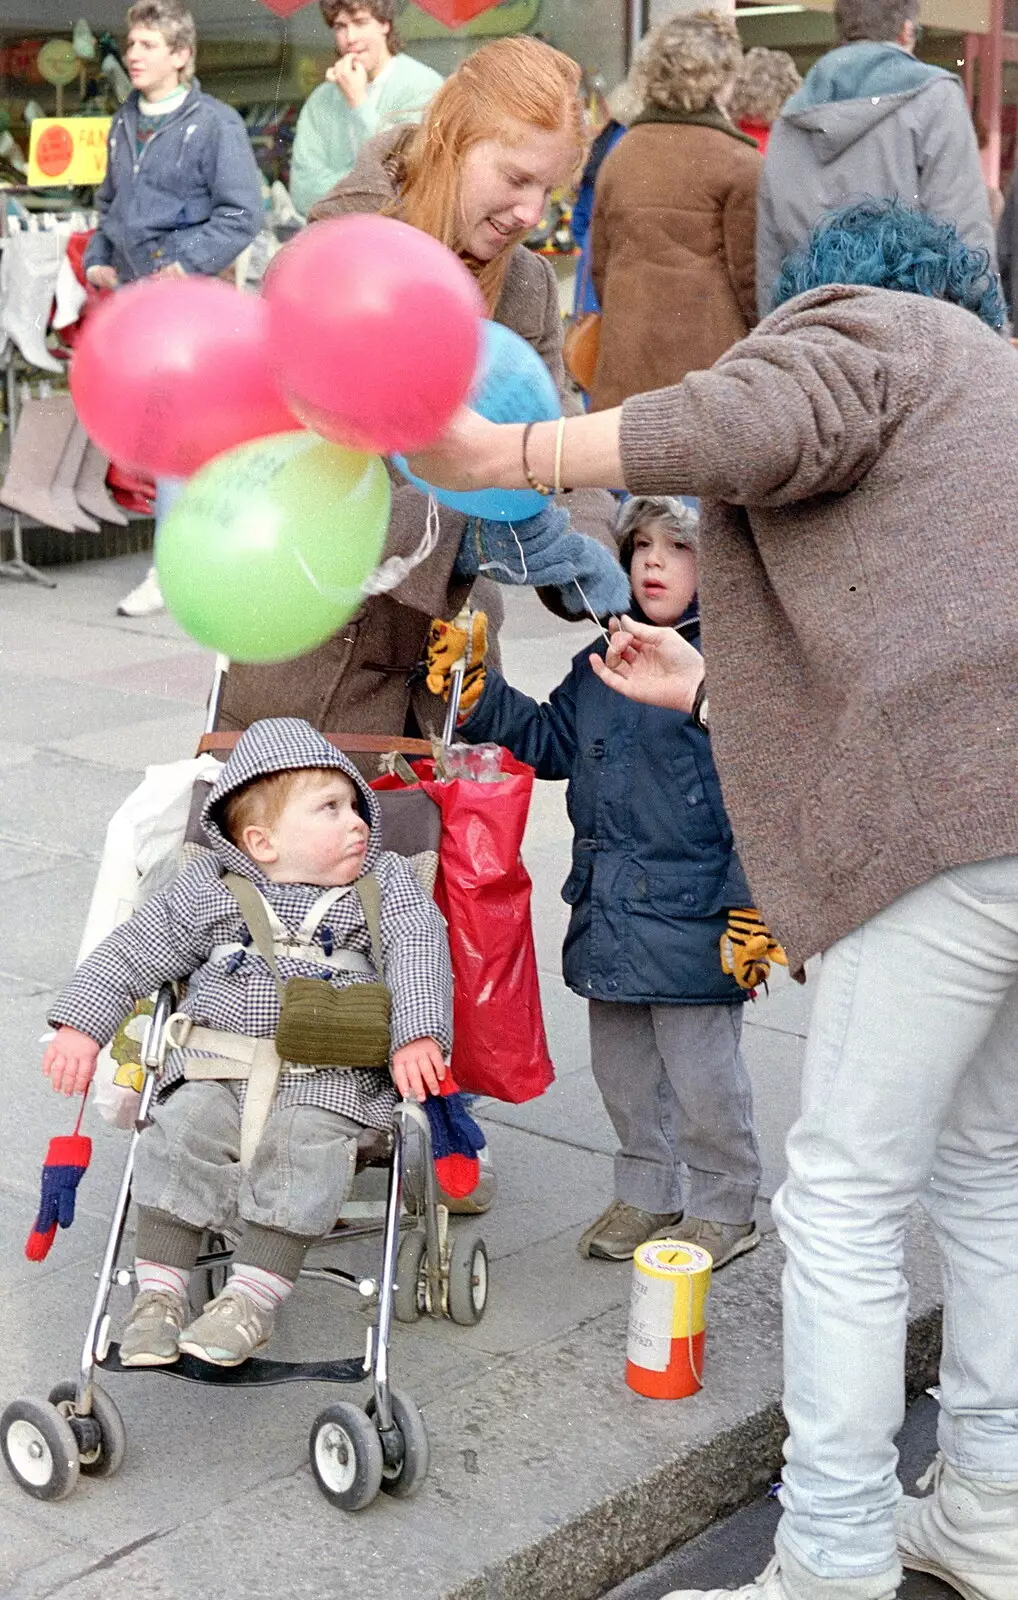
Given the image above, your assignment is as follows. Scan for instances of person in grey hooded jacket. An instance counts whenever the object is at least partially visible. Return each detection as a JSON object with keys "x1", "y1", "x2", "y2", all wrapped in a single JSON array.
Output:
[{"x1": 755, "y1": 0, "x2": 994, "y2": 314}]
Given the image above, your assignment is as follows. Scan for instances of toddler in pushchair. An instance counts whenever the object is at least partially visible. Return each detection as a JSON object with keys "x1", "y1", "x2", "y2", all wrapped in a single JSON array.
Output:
[{"x1": 3, "y1": 714, "x2": 490, "y2": 1511}]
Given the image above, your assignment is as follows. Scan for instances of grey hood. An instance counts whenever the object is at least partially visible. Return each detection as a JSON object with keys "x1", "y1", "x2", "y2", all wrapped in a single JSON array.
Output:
[
  {"x1": 781, "y1": 42, "x2": 954, "y2": 164},
  {"x1": 201, "y1": 717, "x2": 382, "y2": 883}
]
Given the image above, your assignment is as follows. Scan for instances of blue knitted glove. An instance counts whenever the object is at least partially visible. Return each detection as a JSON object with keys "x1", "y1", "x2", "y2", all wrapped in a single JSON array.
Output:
[
  {"x1": 423, "y1": 1080, "x2": 486, "y2": 1199},
  {"x1": 455, "y1": 504, "x2": 630, "y2": 618},
  {"x1": 25, "y1": 1132, "x2": 92, "y2": 1261}
]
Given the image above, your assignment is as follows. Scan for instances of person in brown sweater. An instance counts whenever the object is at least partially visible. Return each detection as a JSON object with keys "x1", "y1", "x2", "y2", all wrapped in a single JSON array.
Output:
[
  {"x1": 407, "y1": 200, "x2": 1018, "y2": 1600},
  {"x1": 588, "y1": 11, "x2": 761, "y2": 412},
  {"x1": 217, "y1": 36, "x2": 617, "y2": 754}
]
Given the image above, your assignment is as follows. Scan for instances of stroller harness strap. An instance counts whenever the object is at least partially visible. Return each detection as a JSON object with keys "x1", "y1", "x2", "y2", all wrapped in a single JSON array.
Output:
[
  {"x1": 163, "y1": 1012, "x2": 285, "y2": 1170},
  {"x1": 210, "y1": 880, "x2": 373, "y2": 974}
]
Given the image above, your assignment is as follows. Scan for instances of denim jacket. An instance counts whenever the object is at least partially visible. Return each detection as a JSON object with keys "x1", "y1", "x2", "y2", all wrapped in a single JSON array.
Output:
[{"x1": 83, "y1": 80, "x2": 263, "y2": 281}]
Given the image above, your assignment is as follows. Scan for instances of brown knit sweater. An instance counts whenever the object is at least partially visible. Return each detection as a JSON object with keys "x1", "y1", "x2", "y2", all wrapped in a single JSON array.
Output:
[{"x1": 619, "y1": 283, "x2": 1018, "y2": 971}]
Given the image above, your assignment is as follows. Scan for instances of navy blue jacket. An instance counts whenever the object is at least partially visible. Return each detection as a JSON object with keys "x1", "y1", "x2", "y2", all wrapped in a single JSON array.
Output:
[
  {"x1": 84, "y1": 80, "x2": 263, "y2": 281},
  {"x1": 461, "y1": 623, "x2": 752, "y2": 1006}
]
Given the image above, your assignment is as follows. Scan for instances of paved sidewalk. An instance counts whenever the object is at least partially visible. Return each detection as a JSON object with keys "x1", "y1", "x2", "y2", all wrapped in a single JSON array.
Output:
[{"x1": 0, "y1": 555, "x2": 945, "y2": 1600}]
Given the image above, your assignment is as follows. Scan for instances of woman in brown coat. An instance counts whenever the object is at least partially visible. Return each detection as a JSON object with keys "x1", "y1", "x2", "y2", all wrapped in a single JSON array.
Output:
[
  {"x1": 589, "y1": 11, "x2": 761, "y2": 413},
  {"x1": 218, "y1": 37, "x2": 616, "y2": 748}
]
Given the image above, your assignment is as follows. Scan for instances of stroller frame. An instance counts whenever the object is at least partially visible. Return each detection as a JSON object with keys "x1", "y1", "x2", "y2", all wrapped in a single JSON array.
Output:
[{"x1": 2, "y1": 654, "x2": 487, "y2": 1510}]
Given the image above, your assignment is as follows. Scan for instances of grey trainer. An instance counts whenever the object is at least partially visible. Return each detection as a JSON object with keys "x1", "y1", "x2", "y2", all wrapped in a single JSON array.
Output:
[
  {"x1": 119, "y1": 1289, "x2": 186, "y2": 1367},
  {"x1": 178, "y1": 1287, "x2": 275, "y2": 1368},
  {"x1": 579, "y1": 1199, "x2": 684, "y2": 1261},
  {"x1": 657, "y1": 1215, "x2": 760, "y2": 1270}
]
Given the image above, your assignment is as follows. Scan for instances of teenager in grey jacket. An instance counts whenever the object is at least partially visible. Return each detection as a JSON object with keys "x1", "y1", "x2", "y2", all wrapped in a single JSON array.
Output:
[{"x1": 755, "y1": 0, "x2": 994, "y2": 313}]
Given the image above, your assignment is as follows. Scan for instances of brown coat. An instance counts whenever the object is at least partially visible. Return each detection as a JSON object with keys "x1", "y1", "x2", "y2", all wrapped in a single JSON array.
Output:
[
  {"x1": 619, "y1": 284, "x2": 1018, "y2": 971},
  {"x1": 590, "y1": 116, "x2": 761, "y2": 412},
  {"x1": 218, "y1": 131, "x2": 617, "y2": 752}
]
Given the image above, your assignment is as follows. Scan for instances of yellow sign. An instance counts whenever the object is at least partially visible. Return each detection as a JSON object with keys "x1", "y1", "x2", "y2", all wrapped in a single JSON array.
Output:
[{"x1": 28, "y1": 117, "x2": 111, "y2": 187}]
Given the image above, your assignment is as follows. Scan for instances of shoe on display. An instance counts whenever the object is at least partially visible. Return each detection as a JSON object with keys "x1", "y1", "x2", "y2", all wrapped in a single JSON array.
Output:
[
  {"x1": 119, "y1": 1289, "x2": 186, "y2": 1367},
  {"x1": 117, "y1": 566, "x2": 165, "y2": 617},
  {"x1": 178, "y1": 1288, "x2": 274, "y2": 1368},
  {"x1": 896, "y1": 1452, "x2": 1018, "y2": 1600},
  {"x1": 73, "y1": 19, "x2": 97, "y2": 60},
  {"x1": 653, "y1": 1215, "x2": 760, "y2": 1270},
  {"x1": 578, "y1": 1198, "x2": 683, "y2": 1261},
  {"x1": 661, "y1": 1550, "x2": 899, "y2": 1599}
]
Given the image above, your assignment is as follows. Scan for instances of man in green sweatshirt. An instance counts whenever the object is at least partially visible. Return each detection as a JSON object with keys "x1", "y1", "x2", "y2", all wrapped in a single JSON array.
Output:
[{"x1": 290, "y1": 0, "x2": 442, "y2": 218}]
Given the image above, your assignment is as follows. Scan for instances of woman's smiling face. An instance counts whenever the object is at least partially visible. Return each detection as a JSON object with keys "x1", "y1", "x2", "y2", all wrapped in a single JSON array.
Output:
[{"x1": 456, "y1": 123, "x2": 578, "y2": 262}]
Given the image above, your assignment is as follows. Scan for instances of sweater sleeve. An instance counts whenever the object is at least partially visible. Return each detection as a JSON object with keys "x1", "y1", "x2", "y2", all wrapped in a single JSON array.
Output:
[
  {"x1": 619, "y1": 321, "x2": 887, "y2": 507},
  {"x1": 459, "y1": 664, "x2": 580, "y2": 782},
  {"x1": 291, "y1": 87, "x2": 351, "y2": 218},
  {"x1": 916, "y1": 80, "x2": 996, "y2": 270}
]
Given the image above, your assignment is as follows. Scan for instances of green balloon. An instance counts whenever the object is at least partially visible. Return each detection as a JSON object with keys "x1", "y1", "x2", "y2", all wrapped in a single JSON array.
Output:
[{"x1": 155, "y1": 432, "x2": 391, "y2": 663}]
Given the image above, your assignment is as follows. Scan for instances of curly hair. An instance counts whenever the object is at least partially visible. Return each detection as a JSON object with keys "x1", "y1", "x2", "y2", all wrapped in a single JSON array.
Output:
[
  {"x1": 771, "y1": 199, "x2": 1005, "y2": 329},
  {"x1": 319, "y1": 0, "x2": 403, "y2": 54},
  {"x1": 728, "y1": 47, "x2": 801, "y2": 126},
  {"x1": 640, "y1": 11, "x2": 743, "y2": 117},
  {"x1": 126, "y1": 1, "x2": 196, "y2": 77}
]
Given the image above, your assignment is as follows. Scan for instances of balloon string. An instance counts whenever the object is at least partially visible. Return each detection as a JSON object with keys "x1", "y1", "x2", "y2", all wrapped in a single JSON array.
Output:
[
  {"x1": 571, "y1": 577, "x2": 612, "y2": 644},
  {"x1": 361, "y1": 493, "x2": 441, "y2": 597},
  {"x1": 478, "y1": 521, "x2": 528, "y2": 584}
]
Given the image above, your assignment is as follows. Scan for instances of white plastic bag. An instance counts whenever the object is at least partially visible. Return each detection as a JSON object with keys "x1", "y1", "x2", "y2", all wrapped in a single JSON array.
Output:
[{"x1": 81, "y1": 755, "x2": 223, "y2": 1127}]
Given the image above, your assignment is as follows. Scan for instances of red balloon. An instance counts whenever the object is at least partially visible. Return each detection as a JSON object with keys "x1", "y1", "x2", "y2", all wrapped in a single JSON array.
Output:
[
  {"x1": 265, "y1": 215, "x2": 484, "y2": 455},
  {"x1": 70, "y1": 278, "x2": 298, "y2": 477}
]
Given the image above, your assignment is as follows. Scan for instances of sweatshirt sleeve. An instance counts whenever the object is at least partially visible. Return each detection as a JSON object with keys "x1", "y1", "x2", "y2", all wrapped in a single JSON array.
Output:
[
  {"x1": 376, "y1": 856, "x2": 453, "y2": 1054},
  {"x1": 619, "y1": 320, "x2": 887, "y2": 507},
  {"x1": 291, "y1": 86, "x2": 351, "y2": 218},
  {"x1": 916, "y1": 80, "x2": 996, "y2": 270},
  {"x1": 459, "y1": 664, "x2": 580, "y2": 782},
  {"x1": 48, "y1": 877, "x2": 217, "y2": 1046}
]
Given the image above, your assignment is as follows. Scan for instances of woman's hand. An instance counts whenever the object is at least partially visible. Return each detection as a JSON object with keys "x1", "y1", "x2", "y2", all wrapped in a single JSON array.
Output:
[
  {"x1": 406, "y1": 409, "x2": 523, "y2": 494},
  {"x1": 589, "y1": 615, "x2": 705, "y2": 712},
  {"x1": 43, "y1": 1026, "x2": 101, "y2": 1097},
  {"x1": 392, "y1": 1036, "x2": 447, "y2": 1103}
]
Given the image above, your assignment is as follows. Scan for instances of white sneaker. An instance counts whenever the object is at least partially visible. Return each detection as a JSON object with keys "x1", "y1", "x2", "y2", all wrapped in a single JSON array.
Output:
[
  {"x1": 662, "y1": 1550, "x2": 899, "y2": 1599},
  {"x1": 116, "y1": 566, "x2": 164, "y2": 617},
  {"x1": 896, "y1": 1453, "x2": 1018, "y2": 1600}
]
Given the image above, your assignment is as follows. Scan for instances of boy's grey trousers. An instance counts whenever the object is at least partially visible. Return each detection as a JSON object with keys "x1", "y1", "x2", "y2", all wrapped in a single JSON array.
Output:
[
  {"x1": 133, "y1": 1080, "x2": 361, "y2": 1281},
  {"x1": 588, "y1": 999, "x2": 761, "y2": 1223}
]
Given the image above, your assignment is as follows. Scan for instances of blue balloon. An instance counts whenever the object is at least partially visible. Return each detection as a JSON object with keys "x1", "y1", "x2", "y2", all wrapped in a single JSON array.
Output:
[{"x1": 393, "y1": 319, "x2": 561, "y2": 521}]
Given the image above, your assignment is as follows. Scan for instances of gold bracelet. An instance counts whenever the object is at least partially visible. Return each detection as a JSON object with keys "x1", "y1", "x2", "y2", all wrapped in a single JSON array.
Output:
[
  {"x1": 553, "y1": 416, "x2": 566, "y2": 496},
  {"x1": 522, "y1": 421, "x2": 553, "y2": 496}
]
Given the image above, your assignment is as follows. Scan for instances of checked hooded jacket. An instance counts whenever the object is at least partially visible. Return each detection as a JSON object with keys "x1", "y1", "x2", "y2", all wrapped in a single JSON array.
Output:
[{"x1": 50, "y1": 719, "x2": 452, "y2": 1129}]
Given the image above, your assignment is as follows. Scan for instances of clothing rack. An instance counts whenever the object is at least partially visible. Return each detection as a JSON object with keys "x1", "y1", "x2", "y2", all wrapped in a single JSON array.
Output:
[{"x1": 0, "y1": 350, "x2": 56, "y2": 586}]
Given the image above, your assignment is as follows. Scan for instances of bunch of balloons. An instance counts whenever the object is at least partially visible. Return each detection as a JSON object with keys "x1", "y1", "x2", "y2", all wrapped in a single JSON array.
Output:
[{"x1": 71, "y1": 217, "x2": 486, "y2": 661}]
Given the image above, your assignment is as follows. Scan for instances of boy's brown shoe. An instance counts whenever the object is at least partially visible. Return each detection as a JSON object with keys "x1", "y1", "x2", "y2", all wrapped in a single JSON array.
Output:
[
  {"x1": 654, "y1": 1216, "x2": 760, "y2": 1270},
  {"x1": 579, "y1": 1200, "x2": 683, "y2": 1261}
]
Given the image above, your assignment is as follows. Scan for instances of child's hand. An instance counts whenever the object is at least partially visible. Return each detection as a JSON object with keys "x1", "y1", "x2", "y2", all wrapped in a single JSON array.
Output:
[
  {"x1": 392, "y1": 1037, "x2": 447, "y2": 1103},
  {"x1": 43, "y1": 1027, "x2": 101, "y2": 1097}
]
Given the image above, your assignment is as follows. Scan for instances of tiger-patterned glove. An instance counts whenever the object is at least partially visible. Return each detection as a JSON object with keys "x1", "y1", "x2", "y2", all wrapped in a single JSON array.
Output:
[
  {"x1": 425, "y1": 610, "x2": 488, "y2": 716},
  {"x1": 720, "y1": 908, "x2": 788, "y2": 992}
]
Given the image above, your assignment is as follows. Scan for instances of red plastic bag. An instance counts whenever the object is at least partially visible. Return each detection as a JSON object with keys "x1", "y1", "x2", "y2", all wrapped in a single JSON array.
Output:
[{"x1": 373, "y1": 751, "x2": 553, "y2": 1103}]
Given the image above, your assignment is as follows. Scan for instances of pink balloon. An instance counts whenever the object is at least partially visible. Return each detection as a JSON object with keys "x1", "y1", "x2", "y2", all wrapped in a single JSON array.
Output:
[
  {"x1": 70, "y1": 278, "x2": 298, "y2": 476},
  {"x1": 265, "y1": 215, "x2": 485, "y2": 454}
]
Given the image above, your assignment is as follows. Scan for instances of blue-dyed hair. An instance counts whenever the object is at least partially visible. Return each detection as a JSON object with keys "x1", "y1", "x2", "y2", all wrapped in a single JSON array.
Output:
[{"x1": 771, "y1": 198, "x2": 1005, "y2": 330}]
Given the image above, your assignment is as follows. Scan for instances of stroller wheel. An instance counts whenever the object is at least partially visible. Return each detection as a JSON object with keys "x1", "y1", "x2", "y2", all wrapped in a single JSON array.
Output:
[
  {"x1": 1, "y1": 1397, "x2": 80, "y2": 1501},
  {"x1": 309, "y1": 1402, "x2": 383, "y2": 1511},
  {"x1": 366, "y1": 1388, "x2": 430, "y2": 1500},
  {"x1": 48, "y1": 1381, "x2": 126, "y2": 1479},
  {"x1": 393, "y1": 1229, "x2": 428, "y2": 1323},
  {"x1": 447, "y1": 1233, "x2": 489, "y2": 1326}
]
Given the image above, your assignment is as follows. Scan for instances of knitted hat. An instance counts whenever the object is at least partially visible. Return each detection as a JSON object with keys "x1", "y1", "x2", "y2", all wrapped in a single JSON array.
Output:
[{"x1": 615, "y1": 496, "x2": 699, "y2": 572}]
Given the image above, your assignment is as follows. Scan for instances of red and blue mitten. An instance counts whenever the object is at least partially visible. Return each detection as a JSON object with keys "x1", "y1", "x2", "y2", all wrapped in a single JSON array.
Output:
[
  {"x1": 423, "y1": 1075, "x2": 485, "y2": 1199},
  {"x1": 25, "y1": 1132, "x2": 92, "y2": 1262}
]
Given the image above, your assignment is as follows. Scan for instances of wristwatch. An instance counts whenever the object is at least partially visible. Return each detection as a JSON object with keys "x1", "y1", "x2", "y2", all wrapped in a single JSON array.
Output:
[{"x1": 691, "y1": 677, "x2": 709, "y2": 731}]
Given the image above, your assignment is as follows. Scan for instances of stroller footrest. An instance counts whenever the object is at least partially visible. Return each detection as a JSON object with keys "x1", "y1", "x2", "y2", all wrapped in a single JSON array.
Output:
[{"x1": 98, "y1": 1346, "x2": 369, "y2": 1387}]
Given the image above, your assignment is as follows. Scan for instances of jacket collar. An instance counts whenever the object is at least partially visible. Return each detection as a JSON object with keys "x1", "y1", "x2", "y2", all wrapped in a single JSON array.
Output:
[
  {"x1": 121, "y1": 77, "x2": 202, "y2": 135},
  {"x1": 629, "y1": 106, "x2": 759, "y2": 148}
]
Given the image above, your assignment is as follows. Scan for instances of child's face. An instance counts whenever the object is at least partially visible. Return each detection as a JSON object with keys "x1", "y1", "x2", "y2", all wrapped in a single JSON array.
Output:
[
  {"x1": 244, "y1": 773, "x2": 370, "y2": 887},
  {"x1": 629, "y1": 520, "x2": 697, "y2": 627}
]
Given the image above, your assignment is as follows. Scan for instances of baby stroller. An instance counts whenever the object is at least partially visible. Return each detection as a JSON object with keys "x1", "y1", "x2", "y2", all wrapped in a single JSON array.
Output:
[{"x1": 1, "y1": 663, "x2": 489, "y2": 1512}]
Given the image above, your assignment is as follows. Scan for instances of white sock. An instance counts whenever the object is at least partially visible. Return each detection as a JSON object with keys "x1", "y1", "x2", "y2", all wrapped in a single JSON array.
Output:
[
  {"x1": 228, "y1": 1263, "x2": 294, "y2": 1313},
  {"x1": 135, "y1": 1259, "x2": 190, "y2": 1299}
]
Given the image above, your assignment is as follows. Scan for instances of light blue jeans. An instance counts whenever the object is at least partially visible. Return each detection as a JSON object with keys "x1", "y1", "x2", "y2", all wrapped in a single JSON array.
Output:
[{"x1": 774, "y1": 858, "x2": 1018, "y2": 1581}]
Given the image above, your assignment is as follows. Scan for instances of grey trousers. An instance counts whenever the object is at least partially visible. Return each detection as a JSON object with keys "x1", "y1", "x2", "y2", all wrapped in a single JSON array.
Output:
[
  {"x1": 588, "y1": 999, "x2": 761, "y2": 1223},
  {"x1": 133, "y1": 1081, "x2": 361, "y2": 1277}
]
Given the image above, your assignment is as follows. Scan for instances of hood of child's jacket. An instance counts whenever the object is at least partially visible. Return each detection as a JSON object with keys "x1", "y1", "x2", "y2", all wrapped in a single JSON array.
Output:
[
  {"x1": 201, "y1": 717, "x2": 382, "y2": 880},
  {"x1": 780, "y1": 42, "x2": 952, "y2": 162}
]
